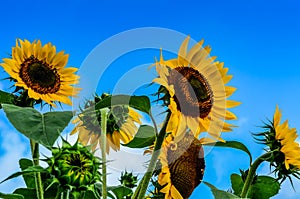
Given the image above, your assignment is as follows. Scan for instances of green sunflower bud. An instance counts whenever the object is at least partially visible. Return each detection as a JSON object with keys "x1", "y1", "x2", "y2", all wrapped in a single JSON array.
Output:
[
  {"x1": 44, "y1": 139, "x2": 102, "y2": 198},
  {"x1": 119, "y1": 171, "x2": 138, "y2": 189}
]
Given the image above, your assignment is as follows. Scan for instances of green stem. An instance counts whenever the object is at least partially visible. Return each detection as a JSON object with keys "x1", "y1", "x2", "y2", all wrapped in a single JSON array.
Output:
[
  {"x1": 30, "y1": 140, "x2": 44, "y2": 199},
  {"x1": 134, "y1": 111, "x2": 172, "y2": 199},
  {"x1": 240, "y1": 152, "x2": 273, "y2": 198},
  {"x1": 100, "y1": 109, "x2": 108, "y2": 199},
  {"x1": 149, "y1": 111, "x2": 159, "y2": 136},
  {"x1": 131, "y1": 176, "x2": 144, "y2": 199}
]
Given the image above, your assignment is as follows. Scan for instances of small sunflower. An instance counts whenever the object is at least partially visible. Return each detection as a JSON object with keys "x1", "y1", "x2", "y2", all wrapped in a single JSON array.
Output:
[
  {"x1": 153, "y1": 36, "x2": 240, "y2": 141},
  {"x1": 71, "y1": 94, "x2": 142, "y2": 154},
  {"x1": 255, "y1": 106, "x2": 300, "y2": 182},
  {"x1": 273, "y1": 106, "x2": 300, "y2": 170},
  {"x1": 158, "y1": 132, "x2": 205, "y2": 199},
  {"x1": 0, "y1": 39, "x2": 80, "y2": 106}
]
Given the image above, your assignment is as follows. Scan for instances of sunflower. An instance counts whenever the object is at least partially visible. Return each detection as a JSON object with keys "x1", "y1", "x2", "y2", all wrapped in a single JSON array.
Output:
[
  {"x1": 153, "y1": 36, "x2": 240, "y2": 141},
  {"x1": 254, "y1": 106, "x2": 300, "y2": 182},
  {"x1": 71, "y1": 94, "x2": 142, "y2": 154},
  {"x1": 273, "y1": 106, "x2": 300, "y2": 170},
  {"x1": 0, "y1": 39, "x2": 80, "y2": 106},
  {"x1": 157, "y1": 132, "x2": 205, "y2": 199}
]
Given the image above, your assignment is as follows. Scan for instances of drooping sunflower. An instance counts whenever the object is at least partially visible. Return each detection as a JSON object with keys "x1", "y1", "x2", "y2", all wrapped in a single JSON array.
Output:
[
  {"x1": 71, "y1": 94, "x2": 142, "y2": 154},
  {"x1": 272, "y1": 106, "x2": 300, "y2": 170},
  {"x1": 0, "y1": 39, "x2": 80, "y2": 106},
  {"x1": 153, "y1": 36, "x2": 240, "y2": 141},
  {"x1": 157, "y1": 132, "x2": 205, "y2": 199}
]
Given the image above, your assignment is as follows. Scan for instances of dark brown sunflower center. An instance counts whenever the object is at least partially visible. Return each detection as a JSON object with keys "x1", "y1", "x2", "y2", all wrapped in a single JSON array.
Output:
[
  {"x1": 167, "y1": 133, "x2": 205, "y2": 198},
  {"x1": 168, "y1": 66, "x2": 213, "y2": 118},
  {"x1": 19, "y1": 56, "x2": 61, "y2": 94}
]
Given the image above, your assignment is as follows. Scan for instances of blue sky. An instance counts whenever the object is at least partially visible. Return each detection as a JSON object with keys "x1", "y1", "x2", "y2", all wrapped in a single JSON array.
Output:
[{"x1": 1, "y1": 0, "x2": 300, "y2": 198}]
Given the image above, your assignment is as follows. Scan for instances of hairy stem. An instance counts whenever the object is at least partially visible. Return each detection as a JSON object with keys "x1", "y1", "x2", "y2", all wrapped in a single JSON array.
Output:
[
  {"x1": 100, "y1": 109, "x2": 108, "y2": 199},
  {"x1": 30, "y1": 140, "x2": 44, "y2": 199},
  {"x1": 134, "y1": 111, "x2": 171, "y2": 199},
  {"x1": 240, "y1": 152, "x2": 273, "y2": 198}
]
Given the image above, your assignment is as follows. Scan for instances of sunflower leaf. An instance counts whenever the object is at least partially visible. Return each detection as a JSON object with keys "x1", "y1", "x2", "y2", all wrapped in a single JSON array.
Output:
[
  {"x1": 94, "y1": 95, "x2": 151, "y2": 114},
  {"x1": 204, "y1": 141, "x2": 252, "y2": 164},
  {"x1": 108, "y1": 185, "x2": 132, "y2": 199},
  {"x1": 0, "y1": 90, "x2": 16, "y2": 108},
  {"x1": 0, "y1": 165, "x2": 45, "y2": 184},
  {"x1": 0, "y1": 192, "x2": 24, "y2": 199},
  {"x1": 203, "y1": 181, "x2": 241, "y2": 199},
  {"x1": 247, "y1": 176, "x2": 280, "y2": 199},
  {"x1": 122, "y1": 125, "x2": 156, "y2": 148},
  {"x1": 13, "y1": 188, "x2": 36, "y2": 199},
  {"x1": 2, "y1": 104, "x2": 73, "y2": 148},
  {"x1": 230, "y1": 173, "x2": 244, "y2": 196},
  {"x1": 19, "y1": 159, "x2": 36, "y2": 189}
]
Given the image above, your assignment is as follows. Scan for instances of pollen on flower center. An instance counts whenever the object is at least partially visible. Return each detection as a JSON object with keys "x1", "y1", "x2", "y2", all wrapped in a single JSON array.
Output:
[
  {"x1": 19, "y1": 56, "x2": 61, "y2": 94},
  {"x1": 168, "y1": 66, "x2": 213, "y2": 118}
]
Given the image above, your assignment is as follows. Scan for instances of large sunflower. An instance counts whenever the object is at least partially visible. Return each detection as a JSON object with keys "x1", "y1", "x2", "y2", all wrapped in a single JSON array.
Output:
[
  {"x1": 273, "y1": 106, "x2": 300, "y2": 170},
  {"x1": 153, "y1": 36, "x2": 240, "y2": 141},
  {"x1": 158, "y1": 132, "x2": 205, "y2": 199},
  {"x1": 71, "y1": 95, "x2": 142, "y2": 154},
  {"x1": 0, "y1": 39, "x2": 80, "y2": 106}
]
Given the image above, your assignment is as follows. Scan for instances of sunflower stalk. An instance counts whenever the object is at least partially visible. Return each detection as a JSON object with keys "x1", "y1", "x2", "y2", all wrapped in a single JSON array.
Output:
[
  {"x1": 134, "y1": 111, "x2": 172, "y2": 199},
  {"x1": 240, "y1": 151, "x2": 273, "y2": 198},
  {"x1": 30, "y1": 140, "x2": 44, "y2": 199},
  {"x1": 100, "y1": 108, "x2": 109, "y2": 199}
]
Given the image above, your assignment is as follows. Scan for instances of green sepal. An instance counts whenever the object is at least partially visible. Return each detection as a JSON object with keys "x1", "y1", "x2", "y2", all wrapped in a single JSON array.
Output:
[
  {"x1": 2, "y1": 104, "x2": 73, "y2": 148},
  {"x1": 94, "y1": 95, "x2": 151, "y2": 114},
  {"x1": 122, "y1": 125, "x2": 156, "y2": 148},
  {"x1": 203, "y1": 181, "x2": 240, "y2": 199},
  {"x1": 204, "y1": 141, "x2": 252, "y2": 164}
]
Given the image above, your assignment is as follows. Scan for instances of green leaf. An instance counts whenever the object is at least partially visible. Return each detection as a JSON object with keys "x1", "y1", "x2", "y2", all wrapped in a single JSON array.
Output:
[
  {"x1": 108, "y1": 186, "x2": 132, "y2": 199},
  {"x1": 2, "y1": 104, "x2": 73, "y2": 147},
  {"x1": 230, "y1": 174, "x2": 244, "y2": 196},
  {"x1": 0, "y1": 192, "x2": 24, "y2": 199},
  {"x1": 248, "y1": 176, "x2": 280, "y2": 199},
  {"x1": 203, "y1": 181, "x2": 240, "y2": 199},
  {"x1": 122, "y1": 125, "x2": 155, "y2": 148},
  {"x1": 0, "y1": 90, "x2": 16, "y2": 108},
  {"x1": 94, "y1": 95, "x2": 151, "y2": 114},
  {"x1": 13, "y1": 188, "x2": 36, "y2": 199},
  {"x1": 204, "y1": 141, "x2": 252, "y2": 164},
  {"x1": 0, "y1": 166, "x2": 45, "y2": 184},
  {"x1": 19, "y1": 159, "x2": 35, "y2": 189},
  {"x1": 94, "y1": 183, "x2": 116, "y2": 199}
]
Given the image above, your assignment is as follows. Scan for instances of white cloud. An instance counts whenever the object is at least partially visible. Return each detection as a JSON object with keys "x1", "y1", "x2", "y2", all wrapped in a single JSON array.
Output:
[{"x1": 0, "y1": 118, "x2": 29, "y2": 193}]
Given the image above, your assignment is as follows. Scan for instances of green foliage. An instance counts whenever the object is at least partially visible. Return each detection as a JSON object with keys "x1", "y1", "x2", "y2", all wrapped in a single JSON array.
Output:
[
  {"x1": 108, "y1": 186, "x2": 133, "y2": 199},
  {"x1": 203, "y1": 181, "x2": 240, "y2": 199},
  {"x1": 122, "y1": 125, "x2": 156, "y2": 148},
  {"x1": 231, "y1": 174, "x2": 280, "y2": 199},
  {"x1": 2, "y1": 104, "x2": 73, "y2": 148},
  {"x1": 0, "y1": 90, "x2": 16, "y2": 108},
  {"x1": 94, "y1": 95, "x2": 151, "y2": 114},
  {"x1": 204, "y1": 141, "x2": 252, "y2": 164},
  {"x1": 13, "y1": 188, "x2": 36, "y2": 199},
  {"x1": 0, "y1": 192, "x2": 24, "y2": 199},
  {"x1": 19, "y1": 159, "x2": 36, "y2": 189},
  {"x1": 0, "y1": 166, "x2": 45, "y2": 185}
]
